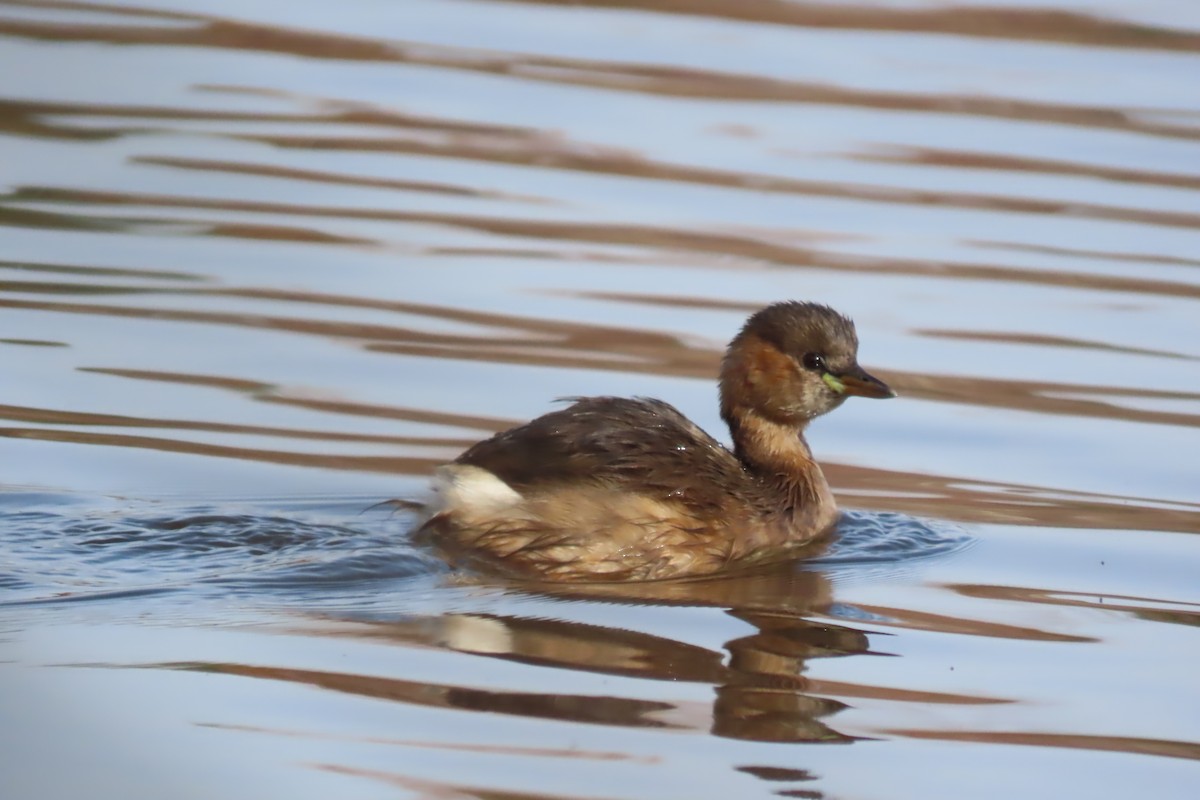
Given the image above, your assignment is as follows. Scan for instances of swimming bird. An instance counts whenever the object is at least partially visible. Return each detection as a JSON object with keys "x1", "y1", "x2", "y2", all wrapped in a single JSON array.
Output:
[{"x1": 416, "y1": 301, "x2": 894, "y2": 582}]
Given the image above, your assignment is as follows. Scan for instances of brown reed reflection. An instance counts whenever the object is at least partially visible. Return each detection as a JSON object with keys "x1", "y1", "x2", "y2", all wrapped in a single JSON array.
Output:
[
  {"x1": 884, "y1": 729, "x2": 1200, "y2": 763},
  {"x1": 487, "y1": 0, "x2": 1200, "y2": 53},
  {"x1": 854, "y1": 145, "x2": 1200, "y2": 193},
  {"x1": 912, "y1": 329, "x2": 1196, "y2": 362},
  {"x1": 123, "y1": 140, "x2": 1200, "y2": 233},
  {"x1": 219, "y1": 723, "x2": 653, "y2": 798},
  {"x1": 1, "y1": 426, "x2": 442, "y2": 475},
  {"x1": 0, "y1": 402, "x2": 474, "y2": 449},
  {"x1": 133, "y1": 156, "x2": 557, "y2": 206},
  {"x1": 11, "y1": 83, "x2": 1199, "y2": 247},
  {"x1": 967, "y1": 240, "x2": 1200, "y2": 270},
  {"x1": 199, "y1": 721, "x2": 657, "y2": 763},
  {"x1": 80, "y1": 368, "x2": 516, "y2": 432},
  {"x1": 948, "y1": 584, "x2": 1200, "y2": 629},
  {"x1": 825, "y1": 462, "x2": 1200, "y2": 536},
  {"x1": 822, "y1": 601, "x2": 1094, "y2": 644},
  {"x1": 313, "y1": 762, "x2": 627, "y2": 800},
  {"x1": 9, "y1": 184, "x2": 1200, "y2": 305},
  {"x1": 3, "y1": 2, "x2": 1197, "y2": 143},
  {"x1": 6, "y1": 282, "x2": 1197, "y2": 432},
  {"x1": 15, "y1": 109, "x2": 1187, "y2": 237},
  {"x1": 172, "y1": 660, "x2": 687, "y2": 730},
  {"x1": 0, "y1": 257, "x2": 205, "y2": 282}
]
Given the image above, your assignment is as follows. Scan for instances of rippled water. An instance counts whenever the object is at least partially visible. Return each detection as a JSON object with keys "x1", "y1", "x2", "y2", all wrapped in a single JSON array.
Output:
[{"x1": 3, "y1": 0, "x2": 1200, "y2": 798}]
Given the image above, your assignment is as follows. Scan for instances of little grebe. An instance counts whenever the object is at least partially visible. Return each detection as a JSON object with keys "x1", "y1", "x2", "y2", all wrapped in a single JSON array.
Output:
[{"x1": 416, "y1": 301, "x2": 894, "y2": 582}]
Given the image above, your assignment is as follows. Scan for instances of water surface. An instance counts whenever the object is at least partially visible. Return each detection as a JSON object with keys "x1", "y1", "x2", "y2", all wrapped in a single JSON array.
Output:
[{"x1": 2, "y1": 1, "x2": 1200, "y2": 798}]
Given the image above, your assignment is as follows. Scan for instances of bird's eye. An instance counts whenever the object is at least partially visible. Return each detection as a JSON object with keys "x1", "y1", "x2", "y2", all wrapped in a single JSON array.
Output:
[{"x1": 802, "y1": 353, "x2": 826, "y2": 372}]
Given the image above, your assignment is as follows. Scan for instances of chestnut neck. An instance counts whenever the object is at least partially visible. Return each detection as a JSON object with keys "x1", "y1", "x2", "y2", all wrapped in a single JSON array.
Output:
[{"x1": 721, "y1": 404, "x2": 827, "y2": 515}]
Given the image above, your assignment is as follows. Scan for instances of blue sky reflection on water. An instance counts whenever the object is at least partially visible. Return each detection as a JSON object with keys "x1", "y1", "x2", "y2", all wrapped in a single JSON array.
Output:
[{"x1": 2, "y1": 0, "x2": 1200, "y2": 798}]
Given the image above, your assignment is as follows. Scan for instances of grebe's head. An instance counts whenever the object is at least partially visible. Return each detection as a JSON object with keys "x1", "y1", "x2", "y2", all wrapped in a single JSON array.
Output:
[{"x1": 720, "y1": 301, "x2": 895, "y2": 426}]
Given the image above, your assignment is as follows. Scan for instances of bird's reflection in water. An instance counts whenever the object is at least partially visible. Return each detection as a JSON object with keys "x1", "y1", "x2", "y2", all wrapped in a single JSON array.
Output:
[
  {"x1": 343, "y1": 561, "x2": 871, "y2": 745},
  {"x1": 166, "y1": 561, "x2": 873, "y2": 798}
]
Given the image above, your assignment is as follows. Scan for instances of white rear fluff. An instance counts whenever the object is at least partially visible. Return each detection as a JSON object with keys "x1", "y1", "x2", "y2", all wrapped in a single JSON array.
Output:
[{"x1": 419, "y1": 464, "x2": 523, "y2": 524}]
